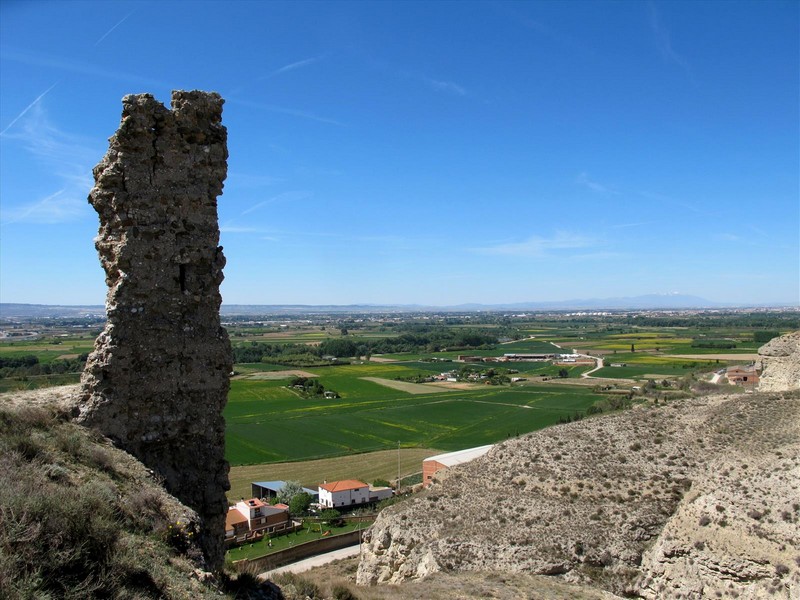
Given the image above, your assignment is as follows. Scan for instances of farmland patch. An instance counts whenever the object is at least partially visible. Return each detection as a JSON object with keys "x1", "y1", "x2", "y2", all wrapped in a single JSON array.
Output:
[{"x1": 360, "y1": 377, "x2": 444, "y2": 394}]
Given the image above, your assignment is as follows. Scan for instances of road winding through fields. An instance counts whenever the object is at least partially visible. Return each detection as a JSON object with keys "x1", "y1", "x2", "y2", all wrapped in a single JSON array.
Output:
[{"x1": 580, "y1": 354, "x2": 604, "y2": 378}]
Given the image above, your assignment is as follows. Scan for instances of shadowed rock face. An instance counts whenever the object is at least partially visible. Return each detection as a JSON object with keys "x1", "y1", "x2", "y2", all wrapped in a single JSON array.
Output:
[{"x1": 79, "y1": 91, "x2": 231, "y2": 570}]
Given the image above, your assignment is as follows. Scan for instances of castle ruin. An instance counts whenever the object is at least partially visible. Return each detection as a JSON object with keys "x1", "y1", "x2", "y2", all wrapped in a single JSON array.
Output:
[{"x1": 79, "y1": 91, "x2": 232, "y2": 570}]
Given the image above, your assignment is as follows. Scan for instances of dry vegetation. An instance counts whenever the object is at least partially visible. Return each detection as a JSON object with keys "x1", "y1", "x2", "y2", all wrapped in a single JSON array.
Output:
[{"x1": 0, "y1": 394, "x2": 280, "y2": 600}]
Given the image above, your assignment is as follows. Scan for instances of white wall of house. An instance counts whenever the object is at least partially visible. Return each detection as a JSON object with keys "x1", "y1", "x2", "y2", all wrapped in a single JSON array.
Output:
[{"x1": 318, "y1": 485, "x2": 370, "y2": 508}]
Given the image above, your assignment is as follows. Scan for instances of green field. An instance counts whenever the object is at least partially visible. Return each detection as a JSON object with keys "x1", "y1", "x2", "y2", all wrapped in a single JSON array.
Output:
[{"x1": 224, "y1": 361, "x2": 601, "y2": 466}]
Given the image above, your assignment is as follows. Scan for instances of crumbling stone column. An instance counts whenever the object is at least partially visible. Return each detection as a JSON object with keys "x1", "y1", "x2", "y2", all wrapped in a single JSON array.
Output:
[{"x1": 79, "y1": 91, "x2": 232, "y2": 570}]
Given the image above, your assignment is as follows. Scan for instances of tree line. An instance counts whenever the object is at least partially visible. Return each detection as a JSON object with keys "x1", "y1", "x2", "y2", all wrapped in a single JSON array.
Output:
[{"x1": 0, "y1": 354, "x2": 89, "y2": 379}]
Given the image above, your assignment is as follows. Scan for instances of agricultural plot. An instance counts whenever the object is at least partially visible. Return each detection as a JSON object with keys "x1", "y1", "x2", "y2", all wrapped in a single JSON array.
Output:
[
  {"x1": 224, "y1": 362, "x2": 602, "y2": 466},
  {"x1": 594, "y1": 352, "x2": 719, "y2": 379},
  {"x1": 227, "y1": 447, "x2": 436, "y2": 500},
  {"x1": 0, "y1": 341, "x2": 95, "y2": 363}
]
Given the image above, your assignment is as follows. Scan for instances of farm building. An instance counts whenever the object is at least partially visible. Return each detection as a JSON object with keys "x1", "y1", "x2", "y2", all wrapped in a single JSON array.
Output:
[
  {"x1": 423, "y1": 444, "x2": 494, "y2": 487},
  {"x1": 727, "y1": 365, "x2": 759, "y2": 386},
  {"x1": 251, "y1": 480, "x2": 319, "y2": 501},
  {"x1": 369, "y1": 485, "x2": 394, "y2": 503},
  {"x1": 503, "y1": 353, "x2": 555, "y2": 361},
  {"x1": 317, "y1": 480, "x2": 394, "y2": 508},
  {"x1": 319, "y1": 479, "x2": 369, "y2": 508}
]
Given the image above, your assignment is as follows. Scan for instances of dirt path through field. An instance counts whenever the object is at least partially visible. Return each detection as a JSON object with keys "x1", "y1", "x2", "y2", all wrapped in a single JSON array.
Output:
[
  {"x1": 361, "y1": 377, "x2": 444, "y2": 394},
  {"x1": 666, "y1": 353, "x2": 759, "y2": 361},
  {"x1": 239, "y1": 369, "x2": 320, "y2": 380}
]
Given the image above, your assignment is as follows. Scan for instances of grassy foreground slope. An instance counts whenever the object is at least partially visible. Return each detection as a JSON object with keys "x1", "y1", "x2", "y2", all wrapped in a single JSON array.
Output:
[{"x1": 0, "y1": 391, "x2": 277, "y2": 600}]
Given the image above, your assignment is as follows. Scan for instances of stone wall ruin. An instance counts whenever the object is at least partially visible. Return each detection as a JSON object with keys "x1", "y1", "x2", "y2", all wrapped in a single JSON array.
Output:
[{"x1": 79, "y1": 91, "x2": 231, "y2": 570}]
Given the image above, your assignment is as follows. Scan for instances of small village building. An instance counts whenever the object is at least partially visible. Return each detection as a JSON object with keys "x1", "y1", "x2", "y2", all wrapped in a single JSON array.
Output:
[
  {"x1": 318, "y1": 479, "x2": 370, "y2": 508},
  {"x1": 230, "y1": 498, "x2": 291, "y2": 534},
  {"x1": 225, "y1": 499, "x2": 293, "y2": 543},
  {"x1": 503, "y1": 353, "x2": 555, "y2": 361},
  {"x1": 369, "y1": 486, "x2": 394, "y2": 503},
  {"x1": 422, "y1": 444, "x2": 494, "y2": 487},
  {"x1": 727, "y1": 365, "x2": 759, "y2": 386}
]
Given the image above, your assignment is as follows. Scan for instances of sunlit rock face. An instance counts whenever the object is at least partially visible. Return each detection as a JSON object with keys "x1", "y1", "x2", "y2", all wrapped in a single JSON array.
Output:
[
  {"x1": 79, "y1": 90, "x2": 231, "y2": 570},
  {"x1": 758, "y1": 331, "x2": 800, "y2": 392}
]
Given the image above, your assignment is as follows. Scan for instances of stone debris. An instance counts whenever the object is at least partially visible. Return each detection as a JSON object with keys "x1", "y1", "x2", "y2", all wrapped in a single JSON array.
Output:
[{"x1": 78, "y1": 90, "x2": 232, "y2": 570}]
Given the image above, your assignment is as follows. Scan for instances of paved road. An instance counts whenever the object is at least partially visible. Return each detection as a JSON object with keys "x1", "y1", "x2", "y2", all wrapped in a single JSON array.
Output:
[{"x1": 258, "y1": 544, "x2": 361, "y2": 579}]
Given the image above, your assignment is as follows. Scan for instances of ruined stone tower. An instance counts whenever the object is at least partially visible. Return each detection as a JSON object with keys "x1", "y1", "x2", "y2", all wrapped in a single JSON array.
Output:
[{"x1": 79, "y1": 91, "x2": 232, "y2": 570}]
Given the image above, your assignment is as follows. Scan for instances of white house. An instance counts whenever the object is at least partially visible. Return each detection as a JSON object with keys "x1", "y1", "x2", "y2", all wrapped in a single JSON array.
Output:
[{"x1": 318, "y1": 479, "x2": 370, "y2": 508}]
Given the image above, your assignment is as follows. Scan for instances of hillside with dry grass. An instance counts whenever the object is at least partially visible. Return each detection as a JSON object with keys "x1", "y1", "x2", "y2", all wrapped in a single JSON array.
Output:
[{"x1": 0, "y1": 389, "x2": 278, "y2": 599}]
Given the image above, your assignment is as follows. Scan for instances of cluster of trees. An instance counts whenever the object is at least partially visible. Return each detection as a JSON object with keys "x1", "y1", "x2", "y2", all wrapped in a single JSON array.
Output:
[
  {"x1": 753, "y1": 331, "x2": 780, "y2": 343},
  {"x1": 0, "y1": 354, "x2": 88, "y2": 379},
  {"x1": 232, "y1": 343, "x2": 334, "y2": 367},
  {"x1": 272, "y1": 481, "x2": 314, "y2": 516},
  {"x1": 458, "y1": 365, "x2": 511, "y2": 385},
  {"x1": 691, "y1": 339, "x2": 737, "y2": 349},
  {"x1": 557, "y1": 411, "x2": 584, "y2": 424},
  {"x1": 232, "y1": 327, "x2": 502, "y2": 366},
  {"x1": 318, "y1": 329, "x2": 499, "y2": 357},
  {"x1": 288, "y1": 377, "x2": 338, "y2": 398}
]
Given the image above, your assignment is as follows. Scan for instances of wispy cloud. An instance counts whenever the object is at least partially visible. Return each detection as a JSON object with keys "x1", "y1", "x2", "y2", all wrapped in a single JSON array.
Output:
[
  {"x1": 227, "y1": 98, "x2": 344, "y2": 126},
  {"x1": 226, "y1": 171, "x2": 284, "y2": 188},
  {"x1": 577, "y1": 172, "x2": 617, "y2": 194},
  {"x1": 270, "y1": 56, "x2": 323, "y2": 78},
  {"x1": 94, "y1": 10, "x2": 135, "y2": 46},
  {"x1": 227, "y1": 56, "x2": 324, "y2": 96},
  {"x1": 2, "y1": 46, "x2": 166, "y2": 88},
  {"x1": 426, "y1": 78, "x2": 467, "y2": 96},
  {"x1": 636, "y1": 189, "x2": 710, "y2": 216},
  {"x1": 240, "y1": 191, "x2": 313, "y2": 216},
  {"x1": 0, "y1": 81, "x2": 60, "y2": 136},
  {"x1": 0, "y1": 102, "x2": 97, "y2": 225},
  {"x1": 472, "y1": 232, "x2": 595, "y2": 257},
  {"x1": 648, "y1": 1, "x2": 690, "y2": 71},
  {"x1": 1, "y1": 189, "x2": 86, "y2": 225}
]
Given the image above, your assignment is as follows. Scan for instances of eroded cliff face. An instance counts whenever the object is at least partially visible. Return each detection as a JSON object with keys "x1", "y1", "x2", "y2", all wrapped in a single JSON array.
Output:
[
  {"x1": 357, "y1": 392, "x2": 800, "y2": 598},
  {"x1": 78, "y1": 91, "x2": 231, "y2": 570},
  {"x1": 758, "y1": 331, "x2": 800, "y2": 392}
]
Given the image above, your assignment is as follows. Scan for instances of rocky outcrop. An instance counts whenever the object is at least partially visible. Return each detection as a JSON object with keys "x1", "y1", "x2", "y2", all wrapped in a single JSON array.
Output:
[
  {"x1": 758, "y1": 331, "x2": 800, "y2": 392},
  {"x1": 357, "y1": 393, "x2": 800, "y2": 598},
  {"x1": 78, "y1": 91, "x2": 232, "y2": 570}
]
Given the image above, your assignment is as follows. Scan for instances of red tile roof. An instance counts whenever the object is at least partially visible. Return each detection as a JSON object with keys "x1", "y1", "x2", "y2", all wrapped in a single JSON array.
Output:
[
  {"x1": 226, "y1": 508, "x2": 248, "y2": 528},
  {"x1": 319, "y1": 479, "x2": 368, "y2": 492}
]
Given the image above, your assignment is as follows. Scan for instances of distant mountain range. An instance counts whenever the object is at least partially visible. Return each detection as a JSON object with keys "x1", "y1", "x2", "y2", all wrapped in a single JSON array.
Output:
[{"x1": 1, "y1": 295, "x2": 795, "y2": 319}]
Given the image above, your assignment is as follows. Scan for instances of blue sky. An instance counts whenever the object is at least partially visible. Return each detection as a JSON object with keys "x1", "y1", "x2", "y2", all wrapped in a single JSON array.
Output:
[{"x1": 1, "y1": 0, "x2": 797, "y2": 306}]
